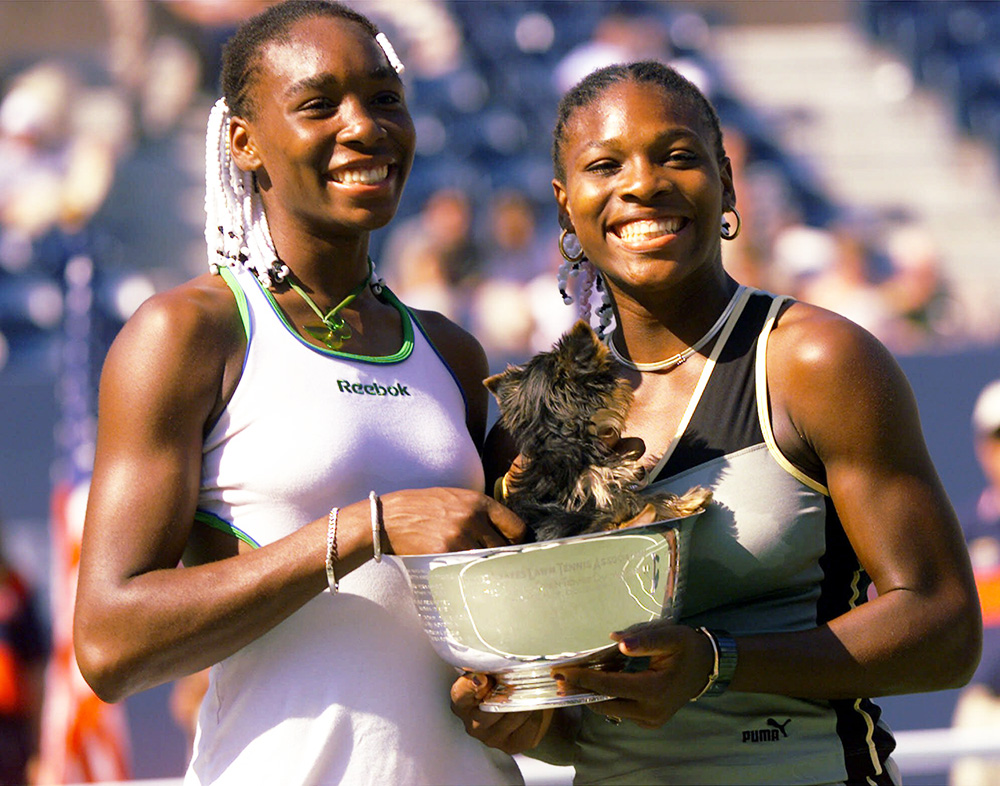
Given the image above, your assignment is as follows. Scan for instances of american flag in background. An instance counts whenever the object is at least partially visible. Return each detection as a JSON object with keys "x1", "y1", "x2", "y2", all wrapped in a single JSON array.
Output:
[{"x1": 36, "y1": 251, "x2": 131, "y2": 783}]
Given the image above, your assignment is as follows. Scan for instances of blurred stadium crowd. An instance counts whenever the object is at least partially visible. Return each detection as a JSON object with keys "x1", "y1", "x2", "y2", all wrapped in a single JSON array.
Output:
[
  {"x1": 3, "y1": 0, "x2": 1000, "y2": 782},
  {"x1": 3, "y1": 0, "x2": 1000, "y2": 381}
]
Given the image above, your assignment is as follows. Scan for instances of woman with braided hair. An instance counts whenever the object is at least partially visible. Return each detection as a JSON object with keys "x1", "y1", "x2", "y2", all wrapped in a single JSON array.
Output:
[
  {"x1": 72, "y1": 2, "x2": 525, "y2": 783},
  {"x1": 452, "y1": 60, "x2": 982, "y2": 785}
]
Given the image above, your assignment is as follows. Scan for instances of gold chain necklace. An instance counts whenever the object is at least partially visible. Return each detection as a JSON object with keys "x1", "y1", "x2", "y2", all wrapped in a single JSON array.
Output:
[{"x1": 608, "y1": 286, "x2": 745, "y2": 372}]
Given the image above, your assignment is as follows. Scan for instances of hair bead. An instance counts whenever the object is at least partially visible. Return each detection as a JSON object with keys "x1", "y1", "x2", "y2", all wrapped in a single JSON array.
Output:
[{"x1": 375, "y1": 32, "x2": 405, "y2": 74}]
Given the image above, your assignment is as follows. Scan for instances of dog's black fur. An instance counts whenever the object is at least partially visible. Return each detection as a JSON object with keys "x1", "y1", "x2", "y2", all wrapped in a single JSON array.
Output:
[{"x1": 486, "y1": 321, "x2": 711, "y2": 542}]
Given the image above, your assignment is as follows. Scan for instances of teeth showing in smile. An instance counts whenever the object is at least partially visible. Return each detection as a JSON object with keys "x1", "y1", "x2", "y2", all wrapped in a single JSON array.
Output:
[
  {"x1": 615, "y1": 217, "x2": 685, "y2": 243},
  {"x1": 331, "y1": 165, "x2": 389, "y2": 185}
]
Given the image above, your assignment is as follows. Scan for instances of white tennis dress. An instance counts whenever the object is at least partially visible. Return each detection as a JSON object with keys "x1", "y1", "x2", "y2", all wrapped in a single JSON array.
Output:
[{"x1": 185, "y1": 266, "x2": 521, "y2": 785}]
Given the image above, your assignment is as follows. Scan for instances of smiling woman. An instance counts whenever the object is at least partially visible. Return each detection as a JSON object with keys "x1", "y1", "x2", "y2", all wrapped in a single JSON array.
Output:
[
  {"x1": 450, "y1": 61, "x2": 982, "y2": 786},
  {"x1": 226, "y1": 20, "x2": 415, "y2": 246},
  {"x1": 71, "y1": 2, "x2": 526, "y2": 785}
]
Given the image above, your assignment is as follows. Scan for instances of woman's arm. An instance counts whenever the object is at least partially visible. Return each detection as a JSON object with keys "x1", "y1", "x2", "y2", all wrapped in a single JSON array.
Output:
[
  {"x1": 731, "y1": 302, "x2": 981, "y2": 696},
  {"x1": 552, "y1": 303, "x2": 981, "y2": 725},
  {"x1": 74, "y1": 280, "x2": 524, "y2": 703}
]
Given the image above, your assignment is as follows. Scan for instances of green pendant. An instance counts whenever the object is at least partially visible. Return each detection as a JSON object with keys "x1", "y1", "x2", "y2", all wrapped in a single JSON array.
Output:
[
  {"x1": 304, "y1": 319, "x2": 352, "y2": 350},
  {"x1": 285, "y1": 260, "x2": 372, "y2": 350}
]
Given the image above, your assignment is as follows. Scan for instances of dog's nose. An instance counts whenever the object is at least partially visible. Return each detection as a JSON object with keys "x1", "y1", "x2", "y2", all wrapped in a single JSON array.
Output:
[{"x1": 614, "y1": 437, "x2": 646, "y2": 461}]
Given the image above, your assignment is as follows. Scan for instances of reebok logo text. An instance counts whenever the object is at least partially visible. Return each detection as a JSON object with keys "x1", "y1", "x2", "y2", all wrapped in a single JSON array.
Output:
[{"x1": 337, "y1": 380, "x2": 411, "y2": 397}]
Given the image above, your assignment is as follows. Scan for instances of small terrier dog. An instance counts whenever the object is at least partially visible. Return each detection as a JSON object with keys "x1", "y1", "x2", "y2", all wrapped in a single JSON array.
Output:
[{"x1": 485, "y1": 320, "x2": 711, "y2": 542}]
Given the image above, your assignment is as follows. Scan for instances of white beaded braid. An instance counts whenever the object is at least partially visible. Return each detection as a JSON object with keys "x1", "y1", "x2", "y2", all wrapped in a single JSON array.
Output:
[
  {"x1": 203, "y1": 97, "x2": 386, "y2": 292},
  {"x1": 204, "y1": 97, "x2": 287, "y2": 288},
  {"x1": 375, "y1": 32, "x2": 405, "y2": 75}
]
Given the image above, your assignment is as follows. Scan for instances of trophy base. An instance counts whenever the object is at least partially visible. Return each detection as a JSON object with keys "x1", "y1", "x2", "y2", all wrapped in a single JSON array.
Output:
[{"x1": 480, "y1": 648, "x2": 633, "y2": 713}]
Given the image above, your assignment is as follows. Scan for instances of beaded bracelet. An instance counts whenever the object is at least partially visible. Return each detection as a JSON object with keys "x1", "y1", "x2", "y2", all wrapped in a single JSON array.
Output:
[
  {"x1": 326, "y1": 507, "x2": 339, "y2": 594},
  {"x1": 369, "y1": 491, "x2": 382, "y2": 563}
]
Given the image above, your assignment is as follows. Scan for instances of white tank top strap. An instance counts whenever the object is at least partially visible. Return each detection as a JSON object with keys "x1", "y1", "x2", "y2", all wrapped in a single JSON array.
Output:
[{"x1": 754, "y1": 294, "x2": 830, "y2": 496}]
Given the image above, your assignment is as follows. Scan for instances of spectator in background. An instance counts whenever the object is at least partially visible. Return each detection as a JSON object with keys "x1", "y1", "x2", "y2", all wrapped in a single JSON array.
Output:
[
  {"x1": 718, "y1": 125, "x2": 774, "y2": 292},
  {"x1": 471, "y1": 189, "x2": 572, "y2": 365},
  {"x1": 793, "y1": 214, "x2": 953, "y2": 354},
  {"x1": 169, "y1": 668, "x2": 210, "y2": 761},
  {"x1": 101, "y1": 0, "x2": 271, "y2": 140},
  {"x1": 796, "y1": 218, "x2": 905, "y2": 349},
  {"x1": 362, "y1": 0, "x2": 465, "y2": 79},
  {"x1": 554, "y1": 12, "x2": 670, "y2": 95},
  {"x1": 0, "y1": 62, "x2": 127, "y2": 255},
  {"x1": 950, "y1": 379, "x2": 1000, "y2": 786},
  {"x1": 379, "y1": 187, "x2": 480, "y2": 322},
  {"x1": 965, "y1": 381, "x2": 1000, "y2": 566},
  {"x1": 881, "y1": 222, "x2": 955, "y2": 348},
  {"x1": 0, "y1": 519, "x2": 49, "y2": 786},
  {"x1": 479, "y1": 190, "x2": 550, "y2": 285}
]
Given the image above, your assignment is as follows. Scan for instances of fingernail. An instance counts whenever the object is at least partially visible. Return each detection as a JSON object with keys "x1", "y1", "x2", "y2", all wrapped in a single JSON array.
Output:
[
  {"x1": 618, "y1": 636, "x2": 639, "y2": 651},
  {"x1": 552, "y1": 672, "x2": 565, "y2": 682}
]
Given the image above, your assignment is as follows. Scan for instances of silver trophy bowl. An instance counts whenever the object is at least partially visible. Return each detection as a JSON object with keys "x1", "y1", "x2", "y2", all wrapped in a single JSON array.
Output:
[{"x1": 388, "y1": 512, "x2": 702, "y2": 712}]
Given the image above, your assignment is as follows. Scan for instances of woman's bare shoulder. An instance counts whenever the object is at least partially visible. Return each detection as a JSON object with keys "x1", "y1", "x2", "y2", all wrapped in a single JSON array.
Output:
[
  {"x1": 767, "y1": 299, "x2": 892, "y2": 378},
  {"x1": 765, "y1": 298, "x2": 920, "y2": 455},
  {"x1": 114, "y1": 273, "x2": 244, "y2": 358},
  {"x1": 100, "y1": 272, "x2": 247, "y2": 420}
]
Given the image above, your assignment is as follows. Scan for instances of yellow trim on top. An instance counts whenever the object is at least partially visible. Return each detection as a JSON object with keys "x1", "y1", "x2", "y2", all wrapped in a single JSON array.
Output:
[
  {"x1": 754, "y1": 295, "x2": 830, "y2": 496},
  {"x1": 846, "y1": 566, "x2": 884, "y2": 781}
]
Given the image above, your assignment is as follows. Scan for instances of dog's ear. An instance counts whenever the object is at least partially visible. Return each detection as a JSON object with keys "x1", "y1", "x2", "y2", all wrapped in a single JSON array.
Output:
[
  {"x1": 483, "y1": 372, "x2": 504, "y2": 395},
  {"x1": 567, "y1": 320, "x2": 598, "y2": 343},
  {"x1": 557, "y1": 320, "x2": 608, "y2": 372},
  {"x1": 617, "y1": 503, "x2": 660, "y2": 530},
  {"x1": 484, "y1": 366, "x2": 522, "y2": 398},
  {"x1": 557, "y1": 320, "x2": 599, "y2": 357}
]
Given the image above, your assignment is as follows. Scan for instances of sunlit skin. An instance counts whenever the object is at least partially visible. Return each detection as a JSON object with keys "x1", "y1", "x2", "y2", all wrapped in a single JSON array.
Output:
[
  {"x1": 233, "y1": 18, "x2": 415, "y2": 243},
  {"x1": 452, "y1": 77, "x2": 981, "y2": 754},
  {"x1": 228, "y1": 17, "x2": 416, "y2": 344},
  {"x1": 554, "y1": 82, "x2": 734, "y2": 315},
  {"x1": 72, "y1": 14, "x2": 524, "y2": 705}
]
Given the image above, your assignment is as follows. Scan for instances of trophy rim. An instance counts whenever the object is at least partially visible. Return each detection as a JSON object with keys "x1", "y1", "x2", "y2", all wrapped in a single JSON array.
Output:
[{"x1": 389, "y1": 509, "x2": 705, "y2": 563}]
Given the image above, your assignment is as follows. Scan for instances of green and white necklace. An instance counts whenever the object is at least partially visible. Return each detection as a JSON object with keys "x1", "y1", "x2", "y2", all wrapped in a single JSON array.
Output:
[{"x1": 285, "y1": 260, "x2": 373, "y2": 350}]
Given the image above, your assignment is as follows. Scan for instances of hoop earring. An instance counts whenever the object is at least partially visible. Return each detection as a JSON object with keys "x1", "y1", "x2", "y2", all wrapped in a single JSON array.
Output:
[
  {"x1": 721, "y1": 208, "x2": 741, "y2": 241},
  {"x1": 559, "y1": 228, "x2": 585, "y2": 263}
]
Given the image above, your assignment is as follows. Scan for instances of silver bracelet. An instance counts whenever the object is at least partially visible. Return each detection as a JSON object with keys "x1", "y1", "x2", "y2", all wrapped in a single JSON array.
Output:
[
  {"x1": 326, "y1": 507, "x2": 339, "y2": 594},
  {"x1": 369, "y1": 490, "x2": 382, "y2": 563},
  {"x1": 691, "y1": 627, "x2": 737, "y2": 700},
  {"x1": 690, "y1": 626, "x2": 720, "y2": 701}
]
